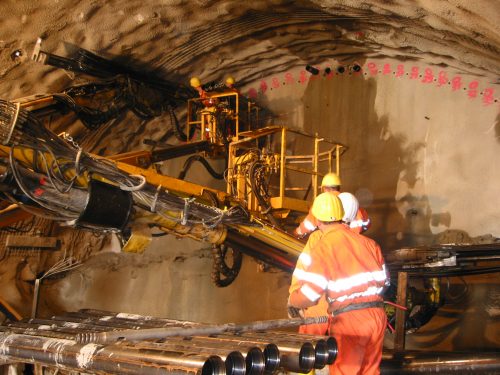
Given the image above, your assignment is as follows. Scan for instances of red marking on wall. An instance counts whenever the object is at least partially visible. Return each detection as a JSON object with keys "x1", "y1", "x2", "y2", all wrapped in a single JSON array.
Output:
[
  {"x1": 483, "y1": 88, "x2": 495, "y2": 106},
  {"x1": 246, "y1": 61, "x2": 498, "y2": 106},
  {"x1": 467, "y1": 80, "x2": 479, "y2": 99},
  {"x1": 367, "y1": 62, "x2": 378, "y2": 76},
  {"x1": 410, "y1": 66, "x2": 419, "y2": 80},
  {"x1": 437, "y1": 71, "x2": 448, "y2": 87},
  {"x1": 383, "y1": 63, "x2": 392, "y2": 75},
  {"x1": 451, "y1": 76, "x2": 462, "y2": 91},
  {"x1": 248, "y1": 87, "x2": 258, "y2": 99},
  {"x1": 299, "y1": 70, "x2": 308, "y2": 84},
  {"x1": 421, "y1": 68, "x2": 434, "y2": 84},
  {"x1": 355, "y1": 31, "x2": 364, "y2": 39},
  {"x1": 259, "y1": 80, "x2": 268, "y2": 94},
  {"x1": 395, "y1": 64, "x2": 405, "y2": 78}
]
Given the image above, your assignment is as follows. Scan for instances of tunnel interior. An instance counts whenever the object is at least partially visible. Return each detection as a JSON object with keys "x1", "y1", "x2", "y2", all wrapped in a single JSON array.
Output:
[{"x1": 0, "y1": 0, "x2": 499, "y2": 372}]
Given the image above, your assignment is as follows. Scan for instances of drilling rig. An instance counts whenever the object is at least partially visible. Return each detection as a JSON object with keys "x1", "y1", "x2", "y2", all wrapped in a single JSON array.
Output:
[
  {"x1": 1, "y1": 43, "x2": 499, "y2": 375},
  {"x1": 0, "y1": 81, "x2": 345, "y2": 281}
]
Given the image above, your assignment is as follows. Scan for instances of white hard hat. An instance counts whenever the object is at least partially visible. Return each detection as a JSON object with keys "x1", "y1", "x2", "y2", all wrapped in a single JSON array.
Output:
[{"x1": 338, "y1": 192, "x2": 359, "y2": 223}]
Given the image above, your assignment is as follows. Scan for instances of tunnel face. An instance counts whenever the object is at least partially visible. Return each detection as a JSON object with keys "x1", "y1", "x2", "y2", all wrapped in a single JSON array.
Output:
[{"x1": 0, "y1": 0, "x2": 499, "y2": 354}]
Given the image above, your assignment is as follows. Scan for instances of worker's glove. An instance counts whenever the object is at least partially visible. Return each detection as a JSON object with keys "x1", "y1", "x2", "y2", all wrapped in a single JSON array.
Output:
[
  {"x1": 287, "y1": 305, "x2": 305, "y2": 319},
  {"x1": 287, "y1": 298, "x2": 305, "y2": 319},
  {"x1": 294, "y1": 229, "x2": 307, "y2": 240}
]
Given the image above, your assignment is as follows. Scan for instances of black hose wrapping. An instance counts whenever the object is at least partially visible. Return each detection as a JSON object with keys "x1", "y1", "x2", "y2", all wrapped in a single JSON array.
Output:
[{"x1": 178, "y1": 155, "x2": 224, "y2": 180}]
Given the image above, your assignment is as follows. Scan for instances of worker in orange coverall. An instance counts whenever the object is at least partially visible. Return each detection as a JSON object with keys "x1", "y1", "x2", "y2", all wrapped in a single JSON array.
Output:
[
  {"x1": 288, "y1": 192, "x2": 362, "y2": 336},
  {"x1": 294, "y1": 173, "x2": 341, "y2": 238},
  {"x1": 288, "y1": 192, "x2": 388, "y2": 375},
  {"x1": 295, "y1": 174, "x2": 372, "y2": 238}
]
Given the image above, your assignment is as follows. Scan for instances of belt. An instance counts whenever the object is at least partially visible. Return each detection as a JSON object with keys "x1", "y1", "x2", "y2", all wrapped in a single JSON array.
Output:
[{"x1": 330, "y1": 301, "x2": 385, "y2": 317}]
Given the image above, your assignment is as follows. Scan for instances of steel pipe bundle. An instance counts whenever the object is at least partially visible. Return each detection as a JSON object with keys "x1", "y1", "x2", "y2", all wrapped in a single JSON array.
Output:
[
  {"x1": 235, "y1": 332, "x2": 317, "y2": 373},
  {"x1": 125, "y1": 340, "x2": 249, "y2": 375},
  {"x1": 165, "y1": 337, "x2": 278, "y2": 374},
  {"x1": 0, "y1": 310, "x2": 334, "y2": 374},
  {"x1": 0, "y1": 333, "x2": 226, "y2": 375},
  {"x1": 243, "y1": 331, "x2": 338, "y2": 366},
  {"x1": 3, "y1": 310, "x2": 498, "y2": 374},
  {"x1": 179, "y1": 336, "x2": 281, "y2": 373}
]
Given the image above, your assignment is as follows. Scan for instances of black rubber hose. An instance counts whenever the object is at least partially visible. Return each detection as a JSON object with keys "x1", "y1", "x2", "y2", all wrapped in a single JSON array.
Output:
[
  {"x1": 211, "y1": 244, "x2": 243, "y2": 288},
  {"x1": 249, "y1": 161, "x2": 281, "y2": 229},
  {"x1": 178, "y1": 155, "x2": 224, "y2": 180},
  {"x1": 171, "y1": 106, "x2": 195, "y2": 141}
]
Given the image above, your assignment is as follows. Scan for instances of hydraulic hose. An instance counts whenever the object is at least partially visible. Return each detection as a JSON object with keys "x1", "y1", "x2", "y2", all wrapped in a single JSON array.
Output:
[
  {"x1": 171, "y1": 106, "x2": 195, "y2": 141},
  {"x1": 178, "y1": 154, "x2": 224, "y2": 180},
  {"x1": 248, "y1": 160, "x2": 281, "y2": 229}
]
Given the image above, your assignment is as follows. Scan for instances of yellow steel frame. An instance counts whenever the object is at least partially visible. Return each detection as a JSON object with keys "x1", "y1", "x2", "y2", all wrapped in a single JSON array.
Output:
[
  {"x1": 226, "y1": 126, "x2": 345, "y2": 215},
  {"x1": 186, "y1": 92, "x2": 263, "y2": 147},
  {"x1": 187, "y1": 92, "x2": 240, "y2": 144}
]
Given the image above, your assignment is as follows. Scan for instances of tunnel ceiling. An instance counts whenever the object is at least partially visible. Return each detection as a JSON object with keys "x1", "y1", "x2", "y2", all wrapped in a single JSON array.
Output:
[{"x1": 0, "y1": 0, "x2": 499, "y2": 98}]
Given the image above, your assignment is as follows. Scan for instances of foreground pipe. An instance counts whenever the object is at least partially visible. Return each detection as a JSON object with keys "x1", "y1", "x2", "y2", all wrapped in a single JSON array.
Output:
[
  {"x1": 134, "y1": 339, "x2": 263, "y2": 375},
  {"x1": 257, "y1": 332, "x2": 338, "y2": 365},
  {"x1": 182, "y1": 336, "x2": 281, "y2": 373},
  {"x1": 77, "y1": 316, "x2": 328, "y2": 345},
  {"x1": 134, "y1": 340, "x2": 247, "y2": 375},
  {"x1": 381, "y1": 350, "x2": 500, "y2": 374},
  {"x1": 0, "y1": 333, "x2": 225, "y2": 375},
  {"x1": 233, "y1": 333, "x2": 317, "y2": 373},
  {"x1": 168, "y1": 337, "x2": 273, "y2": 374},
  {"x1": 310, "y1": 339, "x2": 329, "y2": 369},
  {"x1": 278, "y1": 341, "x2": 316, "y2": 373}
]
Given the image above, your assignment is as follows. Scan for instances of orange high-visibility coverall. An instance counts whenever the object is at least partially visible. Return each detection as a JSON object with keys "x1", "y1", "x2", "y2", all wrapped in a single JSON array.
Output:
[
  {"x1": 289, "y1": 230, "x2": 329, "y2": 335},
  {"x1": 291, "y1": 222, "x2": 373, "y2": 335},
  {"x1": 349, "y1": 207, "x2": 371, "y2": 234},
  {"x1": 297, "y1": 224, "x2": 387, "y2": 375}
]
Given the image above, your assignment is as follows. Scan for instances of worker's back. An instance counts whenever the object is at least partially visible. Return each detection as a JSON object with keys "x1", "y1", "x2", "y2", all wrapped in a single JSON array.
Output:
[{"x1": 307, "y1": 224, "x2": 386, "y2": 312}]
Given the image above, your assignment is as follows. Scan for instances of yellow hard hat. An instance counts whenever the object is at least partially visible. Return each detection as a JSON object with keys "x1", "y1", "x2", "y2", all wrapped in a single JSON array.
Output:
[
  {"x1": 225, "y1": 76, "x2": 235, "y2": 85},
  {"x1": 190, "y1": 76, "x2": 201, "y2": 88},
  {"x1": 311, "y1": 192, "x2": 345, "y2": 222},
  {"x1": 321, "y1": 172, "x2": 341, "y2": 187}
]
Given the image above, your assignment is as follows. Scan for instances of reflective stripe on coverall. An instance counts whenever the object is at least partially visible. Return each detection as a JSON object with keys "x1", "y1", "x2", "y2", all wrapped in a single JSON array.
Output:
[
  {"x1": 291, "y1": 223, "x2": 377, "y2": 335},
  {"x1": 298, "y1": 224, "x2": 387, "y2": 375},
  {"x1": 289, "y1": 230, "x2": 329, "y2": 335},
  {"x1": 349, "y1": 207, "x2": 371, "y2": 234}
]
